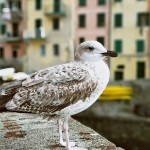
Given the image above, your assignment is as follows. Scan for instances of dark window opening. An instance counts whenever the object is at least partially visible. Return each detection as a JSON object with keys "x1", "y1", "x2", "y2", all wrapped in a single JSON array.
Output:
[
  {"x1": 0, "y1": 47, "x2": 4, "y2": 58},
  {"x1": 97, "y1": 37, "x2": 105, "y2": 46},
  {"x1": 137, "y1": 62, "x2": 145, "y2": 78},
  {"x1": 115, "y1": 71, "x2": 123, "y2": 80},
  {"x1": 18, "y1": 1, "x2": 21, "y2": 10},
  {"x1": 12, "y1": 50, "x2": 17, "y2": 58},
  {"x1": 35, "y1": 19, "x2": 42, "y2": 37},
  {"x1": 53, "y1": 44, "x2": 59, "y2": 56},
  {"x1": 53, "y1": 18, "x2": 60, "y2": 30},
  {"x1": 12, "y1": 23, "x2": 19, "y2": 37},
  {"x1": 117, "y1": 65, "x2": 125, "y2": 69},
  {"x1": 79, "y1": 37, "x2": 85, "y2": 43},
  {"x1": 137, "y1": 13, "x2": 150, "y2": 26},
  {"x1": 114, "y1": 0, "x2": 122, "y2": 2}
]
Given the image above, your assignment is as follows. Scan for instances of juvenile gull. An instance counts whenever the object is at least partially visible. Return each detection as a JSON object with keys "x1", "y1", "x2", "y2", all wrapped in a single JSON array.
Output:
[{"x1": 0, "y1": 41, "x2": 117, "y2": 149}]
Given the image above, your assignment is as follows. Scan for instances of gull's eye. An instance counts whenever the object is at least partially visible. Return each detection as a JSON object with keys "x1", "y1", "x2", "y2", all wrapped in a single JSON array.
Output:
[{"x1": 88, "y1": 46, "x2": 94, "y2": 51}]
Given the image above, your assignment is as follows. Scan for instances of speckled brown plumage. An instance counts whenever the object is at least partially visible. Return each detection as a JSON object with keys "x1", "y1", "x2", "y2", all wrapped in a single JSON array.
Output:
[{"x1": 5, "y1": 62, "x2": 97, "y2": 115}]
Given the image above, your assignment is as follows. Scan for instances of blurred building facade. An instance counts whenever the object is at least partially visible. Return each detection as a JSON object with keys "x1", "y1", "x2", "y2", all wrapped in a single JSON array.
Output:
[
  {"x1": 0, "y1": 0, "x2": 25, "y2": 71},
  {"x1": 0, "y1": 0, "x2": 150, "y2": 81},
  {"x1": 23, "y1": 0, "x2": 74, "y2": 73},
  {"x1": 75, "y1": 0, "x2": 110, "y2": 49},
  {"x1": 110, "y1": 0, "x2": 150, "y2": 80}
]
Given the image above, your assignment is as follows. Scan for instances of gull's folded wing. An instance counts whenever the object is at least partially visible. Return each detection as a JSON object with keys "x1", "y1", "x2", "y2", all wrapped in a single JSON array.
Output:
[{"x1": 6, "y1": 62, "x2": 98, "y2": 114}]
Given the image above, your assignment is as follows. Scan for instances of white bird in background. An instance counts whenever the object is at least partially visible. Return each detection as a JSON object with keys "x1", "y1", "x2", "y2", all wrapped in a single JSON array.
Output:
[{"x1": 0, "y1": 41, "x2": 117, "y2": 150}]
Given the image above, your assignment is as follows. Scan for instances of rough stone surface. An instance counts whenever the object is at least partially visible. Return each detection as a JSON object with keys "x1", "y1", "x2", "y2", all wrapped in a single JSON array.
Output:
[{"x1": 0, "y1": 112, "x2": 123, "y2": 150}]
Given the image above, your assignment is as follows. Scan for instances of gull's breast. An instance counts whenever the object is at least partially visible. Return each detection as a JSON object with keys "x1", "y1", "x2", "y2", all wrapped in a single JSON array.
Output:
[{"x1": 58, "y1": 61, "x2": 110, "y2": 116}]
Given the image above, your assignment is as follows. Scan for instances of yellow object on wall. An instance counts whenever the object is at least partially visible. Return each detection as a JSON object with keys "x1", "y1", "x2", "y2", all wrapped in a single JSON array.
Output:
[{"x1": 99, "y1": 86, "x2": 133, "y2": 101}]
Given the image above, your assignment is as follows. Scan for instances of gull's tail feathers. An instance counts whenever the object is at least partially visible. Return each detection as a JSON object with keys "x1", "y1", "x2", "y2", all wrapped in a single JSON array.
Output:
[{"x1": 0, "y1": 79, "x2": 25, "y2": 111}]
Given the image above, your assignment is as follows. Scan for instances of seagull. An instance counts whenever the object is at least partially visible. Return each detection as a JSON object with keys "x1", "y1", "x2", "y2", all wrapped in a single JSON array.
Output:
[{"x1": 0, "y1": 41, "x2": 117, "y2": 149}]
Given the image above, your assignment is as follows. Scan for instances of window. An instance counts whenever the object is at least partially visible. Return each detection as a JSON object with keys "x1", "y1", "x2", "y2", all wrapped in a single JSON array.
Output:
[
  {"x1": 35, "y1": 19, "x2": 42, "y2": 28},
  {"x1": 137, "y1": 13, "x2": 150, "y2": 26},
  {"x1": 78, "y1": 0, "x2": 86, "y2": 6},
  {"x1": 35, "y1": 19, "x2": 42, "y2": 37},
  {"x1": 12, "y1": 50, "x2": 17, "y2": 58},
  {"x1": 53, "y1": 44, "x2": 59, "y2": 56},
  {"x1": 114, "y1": 0, "x2": 122, "y2": 2},
  {"x1": 97, "y1": 37, "x2": 105, "y2": 46},
  {"x1": 114, "y1": 14, "x2": 123, "y2": 27},
  {"x1": 115, "y1": 71, "x2": 123, "y2": 80},
  {"x1": 53, "y1": 18, "x2": 60, "y2": 30},
  {"x1": 12, "y1": 23, "x2": 19, "y2": 37},
  {"x1": 1, "y1": 24, "x2": 6, "y2": 35},
  {"x1": 0, "y1": 3, "x2": 5, "y2": 13},
  {"x1": 78, "y1": 14, "x2": 86, "y2": 27},
  {"x1": 18, "y1": 1, "x2": 21, "y2": 10},
  {"x1": 40, "y1": 45, "x2": 46, "y2": 57},
  {"x1": 136, "y1": 62, "x2": 145, "y2": 78},
  {"x1": 97, "y1": 13, "x2": 105, "y2": 27},
  {"x1": 98, "y1": 0, "x2": 106, "y2": 5},
  {"x1": 54, "y1": 0, "x2": 60, "y2": 12},
  {"x1": 35, "y1": 0, "x2": 41, "y2": 10},
  {"x1": 0, "y1": 47, "x2": 4, "y2": 58},
  {"x1": 136, "y1": 40, "x2": 145, "y2": 52},
  {"x1": 114, "y1": 40, "x2": 122, "y2": 53},
  {"x1": 117, "y1": 65, "x2": 125, "y2": 69},
  {"x1": 79, "y1": 37, "x2": 85, "y2": 43},
  {"x1": 12, "y1": 46, "x2": 19, "y2": 58}
]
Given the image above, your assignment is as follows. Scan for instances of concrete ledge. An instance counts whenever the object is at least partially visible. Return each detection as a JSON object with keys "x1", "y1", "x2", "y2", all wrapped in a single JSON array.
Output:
[{"x1": 0, "y1": 112, "x2": 123, "y2": 150}]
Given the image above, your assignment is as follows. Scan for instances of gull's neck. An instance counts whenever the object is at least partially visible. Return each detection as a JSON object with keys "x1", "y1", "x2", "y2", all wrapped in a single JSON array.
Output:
[{"x1": 82, "y1": 59, "x2": 110, "y2": 79}]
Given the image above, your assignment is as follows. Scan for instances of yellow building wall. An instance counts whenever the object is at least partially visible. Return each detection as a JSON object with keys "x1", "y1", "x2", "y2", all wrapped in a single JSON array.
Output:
[
  {"x1": 110, "y1": 0, "x2": 149, "y2": 80},
  {"x1": 24, "y1": 0, "x2": 74, "y2": 73}
]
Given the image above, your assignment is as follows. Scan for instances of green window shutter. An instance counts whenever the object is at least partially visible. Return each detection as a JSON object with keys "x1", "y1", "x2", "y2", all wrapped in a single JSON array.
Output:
[
  {"x1": 35, "y1": 0, "x2": 41, "y2": 10},
  {"x1": 1, "y1": 24, "x2": 6, "y2": 35},
  {"x1": 79, "y1": 14, "x2": 86, "y2": 27},
  {"x1": 0, "y1": 3, "x2": 5, "y2": 13},
  {"x1": 54, "y1": 0, "x2": 61, "y2": 12},
  {"x1": 114, "y1": 40, "x2": 122, "y2": 53},
  {"x1": 78, "y1": 0, "x2": 86, "y2": 6},
  {"x1": 136, "y1": 40, "x2": 144, "y2": 52},
  {"x1": 98, "y1": 0, "x2": 106, "y2": 5},
  {"x1": 97, "y1": 13, "x2": 105, "y2": 27},
  {"x1": 114, "y1": 14, "x2": 122, "y2": 27},
  {"x1": 114, "y1": 0, "x2": 122, "y2": 2}
]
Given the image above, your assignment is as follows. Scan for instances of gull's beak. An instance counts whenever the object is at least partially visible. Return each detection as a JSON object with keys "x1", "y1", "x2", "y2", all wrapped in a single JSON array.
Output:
[{"x1": 102, "y1": 50, "x2": 118, "y2": 57}]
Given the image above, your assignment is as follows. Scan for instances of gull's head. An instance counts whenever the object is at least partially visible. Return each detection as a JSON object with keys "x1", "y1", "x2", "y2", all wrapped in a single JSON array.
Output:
[{"x1": 75, "y1": 41, "x2": 117, "y2": 61}]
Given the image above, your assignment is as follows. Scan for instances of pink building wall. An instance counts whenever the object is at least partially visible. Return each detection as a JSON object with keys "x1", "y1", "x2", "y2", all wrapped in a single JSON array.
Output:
[{"x1": 75, "y1": 0, "x2": 110, "y2": 49}]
